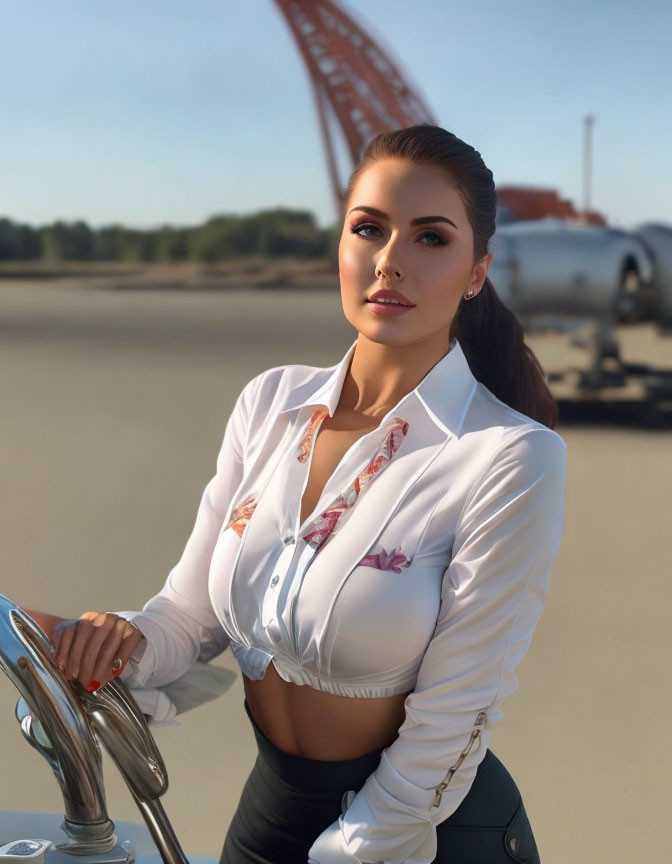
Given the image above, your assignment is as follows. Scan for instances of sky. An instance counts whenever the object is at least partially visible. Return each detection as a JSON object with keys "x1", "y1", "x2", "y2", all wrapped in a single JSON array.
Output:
[{"x1": 1, "y1": 0, "x2": 670, "y2": 231}]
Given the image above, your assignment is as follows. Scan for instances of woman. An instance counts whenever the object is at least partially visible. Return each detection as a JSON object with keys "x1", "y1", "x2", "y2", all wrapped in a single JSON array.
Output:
[{"x1": 26, "y1": 125, "x2": 567, "y2": 863}]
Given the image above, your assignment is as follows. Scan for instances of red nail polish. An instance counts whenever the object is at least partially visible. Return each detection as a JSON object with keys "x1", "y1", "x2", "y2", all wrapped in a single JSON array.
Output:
[
  {"x1": 86, "y1": 680, "x2": 102, "y2": 692},
  {"x1": 112, "y1": 669, "x2": 120, "y2": 677}
]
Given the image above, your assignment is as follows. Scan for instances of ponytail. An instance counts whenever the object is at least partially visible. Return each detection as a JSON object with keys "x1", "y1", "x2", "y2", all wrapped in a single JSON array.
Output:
[{"x1": 452, "y1": 278, "x2": 559, "y2": 429}]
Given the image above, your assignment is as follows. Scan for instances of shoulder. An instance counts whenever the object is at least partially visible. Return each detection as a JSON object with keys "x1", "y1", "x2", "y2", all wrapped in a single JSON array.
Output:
[
  {"x1": 456, "y1": 383, "x2": 567, "y2": 509},
  {"x1": 463, "y1": 379, "x2": 566, "y2": 459},
  {"x1": 238, "y1": 359, "x2": 335, "y2": 413}
]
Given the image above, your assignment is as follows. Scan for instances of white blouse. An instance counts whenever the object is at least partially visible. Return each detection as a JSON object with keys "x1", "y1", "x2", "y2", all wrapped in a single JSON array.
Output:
[{"x1": 118, "y1": 335, "x2": 567, "y2": 864}]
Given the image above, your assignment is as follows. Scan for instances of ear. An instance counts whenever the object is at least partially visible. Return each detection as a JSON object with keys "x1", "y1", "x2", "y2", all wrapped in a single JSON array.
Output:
[{"x1": 467, "y1": 253, "x2": 493, "y2": 297}]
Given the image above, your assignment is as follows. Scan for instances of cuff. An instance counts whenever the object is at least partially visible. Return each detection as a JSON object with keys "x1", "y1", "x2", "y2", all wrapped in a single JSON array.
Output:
[
  {"x1": 325, "y1": 752, "x2": 438, "y2": 864},
  {"x1": 307, "y1": 816, "x2": 362, "y2": 864},
  {"x1": 116, "y1": 611, "x2": 159, "y2": 688},
  {"x1": 127, "y1": 686, "x2": 180, "y2": 727},
  {"x1": 122, "y1": 662, "x2": 237, "y2": 727},
  {"x1": 308, "y1": 812, "x2": 435, "y2": 864}
]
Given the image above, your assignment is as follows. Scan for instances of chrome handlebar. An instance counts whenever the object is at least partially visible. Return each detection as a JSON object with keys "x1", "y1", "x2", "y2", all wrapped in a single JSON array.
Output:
[{"x1": 0, "y1": 594, "x2": 189, "y2": 864}]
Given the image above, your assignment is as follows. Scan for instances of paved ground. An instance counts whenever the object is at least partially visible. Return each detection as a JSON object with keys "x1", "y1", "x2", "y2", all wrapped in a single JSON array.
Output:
[{"x1": 0, "y1": 278, "x2": 670, "y2": 862}]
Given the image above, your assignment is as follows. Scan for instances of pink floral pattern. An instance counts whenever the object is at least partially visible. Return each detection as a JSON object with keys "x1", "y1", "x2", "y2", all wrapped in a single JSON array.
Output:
[
  {"x1": 358, "y1": 546, "x2": 411, "y2": 573},
  {"x1": 226, "y1": 495, "x2": 258, "y2": 538},
  {"x1": 297, "y1": 408, "x2": 329, "y2": 462},
  {"x1": 301, "y1": 416, "x2": 410, "y2": 553}
]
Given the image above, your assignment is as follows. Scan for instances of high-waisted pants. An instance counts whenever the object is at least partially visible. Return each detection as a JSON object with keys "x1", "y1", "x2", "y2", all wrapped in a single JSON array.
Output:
[{"x1": 219, "y1": 698, "x2": 541, "y2": 864}]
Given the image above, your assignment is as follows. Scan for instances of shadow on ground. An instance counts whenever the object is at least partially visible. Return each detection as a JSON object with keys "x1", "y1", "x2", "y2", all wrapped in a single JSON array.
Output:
[{"x1": 557, "y1": 399, "x2": 672, "y2": 429}]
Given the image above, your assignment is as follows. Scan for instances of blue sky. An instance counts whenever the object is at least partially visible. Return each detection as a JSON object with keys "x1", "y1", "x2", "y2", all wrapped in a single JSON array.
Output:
[{"x1": 1, "y1": 0, "x2": 670, "y2": 230}]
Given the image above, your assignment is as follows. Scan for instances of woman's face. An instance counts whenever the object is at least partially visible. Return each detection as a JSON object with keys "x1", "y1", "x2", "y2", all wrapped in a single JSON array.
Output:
[{"x1": 339, "y1": 157, "x2": 492, "y2": 347}]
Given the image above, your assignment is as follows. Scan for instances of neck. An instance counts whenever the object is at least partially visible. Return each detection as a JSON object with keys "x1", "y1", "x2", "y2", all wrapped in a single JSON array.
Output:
[{"x1": 337, "y1": 333, "x2": 453, "y2": 418}]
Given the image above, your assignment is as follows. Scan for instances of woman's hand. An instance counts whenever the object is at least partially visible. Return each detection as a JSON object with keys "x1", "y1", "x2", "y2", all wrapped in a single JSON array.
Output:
[{"x1": 51, "y1": 611, "x2": 145, "y2": 692}]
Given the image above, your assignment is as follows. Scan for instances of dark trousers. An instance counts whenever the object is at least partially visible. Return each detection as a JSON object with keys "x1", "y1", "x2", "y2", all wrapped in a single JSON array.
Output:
[{"x1": 219, "y1": 698, "x2": 540, "y2": 863}]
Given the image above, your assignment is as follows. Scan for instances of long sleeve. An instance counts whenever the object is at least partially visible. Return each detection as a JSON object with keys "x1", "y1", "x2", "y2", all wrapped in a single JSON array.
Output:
[
  {"x1": 308, "y1": 426, "x2": 567, "y2": 864},
  {"x1": 116, "y1": 373, "x2": 259, "y2": 689}
]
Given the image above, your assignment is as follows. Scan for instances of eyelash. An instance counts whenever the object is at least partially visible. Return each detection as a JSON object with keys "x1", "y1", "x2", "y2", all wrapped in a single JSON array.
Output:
[{"x1": 350, "y1": 222, "x2": 447, "y2": 247}]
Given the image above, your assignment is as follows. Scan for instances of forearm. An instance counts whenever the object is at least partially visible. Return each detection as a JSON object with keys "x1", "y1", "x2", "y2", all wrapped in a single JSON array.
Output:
[{"x1": 21, "y1": 607, "x2": 66, "y2": 641}]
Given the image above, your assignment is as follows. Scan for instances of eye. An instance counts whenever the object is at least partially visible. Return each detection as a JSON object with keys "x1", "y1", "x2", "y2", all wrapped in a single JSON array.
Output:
[
  {"x1": 350, "y1": 222, "x2": 382, "y2": 239},
  {"x1": 349, "y1": 223, "x2": 447, "y2": 247},
  {"x1": 418, "y1": 231, "x2": 446, "y2": 247}
]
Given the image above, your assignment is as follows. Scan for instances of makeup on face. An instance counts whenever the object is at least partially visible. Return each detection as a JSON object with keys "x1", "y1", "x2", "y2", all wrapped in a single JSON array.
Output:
[{"x1": 339, "y1": 159, "x2": 477, "y2": 332}]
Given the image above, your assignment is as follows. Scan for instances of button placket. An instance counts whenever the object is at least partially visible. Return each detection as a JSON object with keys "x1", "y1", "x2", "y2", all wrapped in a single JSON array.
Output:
[
  {"x1": 261, "y1": 541, "x2": 296, "y2": 632},
  {"x1": 260, "y1": 406, "x2": 326, "y2": 651},
  {"x1": 287, "y1": 540, "x2": 319, "y2": 659}
]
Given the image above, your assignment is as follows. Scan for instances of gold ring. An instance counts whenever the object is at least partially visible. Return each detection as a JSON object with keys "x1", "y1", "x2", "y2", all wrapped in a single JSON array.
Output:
[{"x1": 112, "y1": 657, "x2": 123, "y2": 673}]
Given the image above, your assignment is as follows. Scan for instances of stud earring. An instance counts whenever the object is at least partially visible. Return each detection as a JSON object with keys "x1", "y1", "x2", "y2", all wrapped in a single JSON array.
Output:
[{"x1": 463, "y1": 290, "x2": 476, "y2": 300}]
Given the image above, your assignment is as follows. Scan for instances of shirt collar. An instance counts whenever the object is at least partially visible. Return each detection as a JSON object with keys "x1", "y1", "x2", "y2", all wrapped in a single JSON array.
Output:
[{"x1": 276, "y1": 336, "x2": 477, "y2": 439}]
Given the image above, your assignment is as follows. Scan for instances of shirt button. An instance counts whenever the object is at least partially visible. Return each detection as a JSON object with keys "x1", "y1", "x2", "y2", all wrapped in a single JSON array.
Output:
[{"x1": 270, "y1": 575, "x2": 279, "y2": 587}]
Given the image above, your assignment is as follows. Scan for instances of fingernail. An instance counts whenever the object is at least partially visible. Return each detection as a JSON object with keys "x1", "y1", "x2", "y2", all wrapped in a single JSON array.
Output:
[
  {"x1": 112, "y1": 669, "x2": 120, "y2": 677},
  {"x1": 86, "y1": 680, "x2": 102, "y2": 693}
]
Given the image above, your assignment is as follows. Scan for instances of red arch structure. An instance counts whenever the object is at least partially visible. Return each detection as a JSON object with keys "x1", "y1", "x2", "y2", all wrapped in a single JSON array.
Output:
[
  {"x1": 273, "y1": 0, "x2": 436, "y2": 209},
  {"x1": 274, "y1": 0, "x2": 602, "y2": 224}
]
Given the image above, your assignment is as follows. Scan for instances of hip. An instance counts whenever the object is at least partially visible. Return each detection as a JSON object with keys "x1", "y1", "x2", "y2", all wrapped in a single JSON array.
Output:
[{"x1": 220, "y1": 698, "x2": 540, "y2": 863}]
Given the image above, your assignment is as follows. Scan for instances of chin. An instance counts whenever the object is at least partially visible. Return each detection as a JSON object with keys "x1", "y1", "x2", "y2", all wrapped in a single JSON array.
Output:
[{"x1": 356, "y1": 326, "x2": 418, "y2": 348}]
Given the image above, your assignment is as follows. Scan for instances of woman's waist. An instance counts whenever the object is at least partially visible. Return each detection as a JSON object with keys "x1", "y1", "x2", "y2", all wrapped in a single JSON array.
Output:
[{"x1": 243, "y1": 660, "x2": 412, "y2": 762}]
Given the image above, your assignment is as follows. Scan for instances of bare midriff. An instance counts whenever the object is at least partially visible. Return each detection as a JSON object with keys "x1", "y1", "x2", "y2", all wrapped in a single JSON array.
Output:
[
  {"x1": 244, "y1": 666, "x2": 412, "y2": 760},
  {"x1": 244, "y1": 408, "x2": 412, "y2": 760}
]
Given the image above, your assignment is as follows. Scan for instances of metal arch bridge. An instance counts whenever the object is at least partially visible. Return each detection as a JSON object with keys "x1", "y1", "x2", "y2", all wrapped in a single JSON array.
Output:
[{"x1": 272, "y1": 0, "x2": 437, "y2": 210}]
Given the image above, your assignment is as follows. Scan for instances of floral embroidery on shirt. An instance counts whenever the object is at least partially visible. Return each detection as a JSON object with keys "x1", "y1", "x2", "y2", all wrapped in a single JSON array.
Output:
[
  {"x1": 297, "y1": 407, "x2": 329, "y2": 462},
  {"x1": 358, "y1": 546, "x2": 411, "y2": 573},
  {"x1": 301, "y1": 416, "x2": 410, "y2": 553},
  {"x1": 227, "y1": 495, "x2": 258, "y2": 537}
]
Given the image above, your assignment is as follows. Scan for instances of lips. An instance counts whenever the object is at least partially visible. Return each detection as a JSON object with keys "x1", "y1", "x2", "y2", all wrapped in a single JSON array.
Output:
[{"x1": 367, "y1": 288, "x2": 415, "y2": 307}]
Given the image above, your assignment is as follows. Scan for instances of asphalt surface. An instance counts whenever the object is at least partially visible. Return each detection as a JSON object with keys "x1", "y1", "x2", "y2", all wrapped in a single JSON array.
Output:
[{"x1": 0, "y1": 278, "x2": 670, "y2": 863}]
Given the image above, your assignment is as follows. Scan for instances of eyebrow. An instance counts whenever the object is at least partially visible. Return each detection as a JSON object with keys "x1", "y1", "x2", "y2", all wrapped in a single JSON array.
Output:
[{"x1": 348, "y1": 205, "x2": 458, "y2": 230}]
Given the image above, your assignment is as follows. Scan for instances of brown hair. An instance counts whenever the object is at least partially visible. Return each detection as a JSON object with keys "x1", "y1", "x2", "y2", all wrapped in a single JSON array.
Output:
[{"x1": 344, "y1": 124, "x2": 559, "y2": 429}]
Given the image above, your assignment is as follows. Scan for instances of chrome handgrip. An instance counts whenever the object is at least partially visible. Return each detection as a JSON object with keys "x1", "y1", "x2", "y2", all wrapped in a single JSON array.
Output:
[
  {"x1": 0, "y1": 594, "x2": 190, "y2": 864},
  {"x1": 0, "y1": 595, "x2": 116, "y2": 848}
]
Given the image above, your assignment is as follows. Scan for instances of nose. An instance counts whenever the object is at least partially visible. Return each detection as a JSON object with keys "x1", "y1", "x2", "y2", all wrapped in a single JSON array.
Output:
[{"x1": 375, "y1": 241, "x2": 404, "y2": 282}]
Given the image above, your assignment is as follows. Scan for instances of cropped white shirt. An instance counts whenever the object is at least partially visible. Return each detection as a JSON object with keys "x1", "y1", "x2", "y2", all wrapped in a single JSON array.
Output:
[{"x1": 118, "y1": 335, "x2": 567, "y2": 864}]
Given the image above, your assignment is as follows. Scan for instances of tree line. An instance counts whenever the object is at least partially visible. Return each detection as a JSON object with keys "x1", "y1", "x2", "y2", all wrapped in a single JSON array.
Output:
[{"x1": 0, "y1": 209, "x2": 340, "y2": 262}]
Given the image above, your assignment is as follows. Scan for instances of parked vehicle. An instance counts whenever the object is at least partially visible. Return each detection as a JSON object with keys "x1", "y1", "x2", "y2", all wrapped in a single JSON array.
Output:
[
  {"x1": 490, "y1": 217, "x2": 660, "y2": 324},
  {"x1": 489, "y1": 216, "x2": 672, "y2": 402}
]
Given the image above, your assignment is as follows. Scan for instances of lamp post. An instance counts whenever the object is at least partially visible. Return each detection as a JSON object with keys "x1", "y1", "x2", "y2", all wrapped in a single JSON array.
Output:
[{"x1": 583, "y1": 114, "x2": 595, "y2": 223}]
